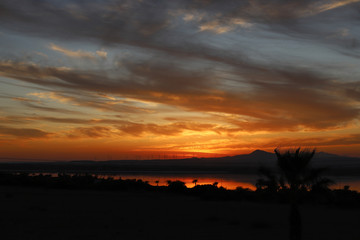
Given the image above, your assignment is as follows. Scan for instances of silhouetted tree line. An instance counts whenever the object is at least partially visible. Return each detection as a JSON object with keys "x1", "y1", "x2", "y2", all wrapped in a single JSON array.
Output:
[
  {"x1": 0, "y1": 171, "x2": 358, "y2": 207},
  {"x1": 0, "y1": 173, "x2": 152, "y2": 191}
]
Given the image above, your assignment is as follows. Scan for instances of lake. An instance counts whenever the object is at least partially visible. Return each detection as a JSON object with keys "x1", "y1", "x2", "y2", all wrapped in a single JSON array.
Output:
[{"x1": 30, "y1": 171, "x2": 360, "y2": 191}]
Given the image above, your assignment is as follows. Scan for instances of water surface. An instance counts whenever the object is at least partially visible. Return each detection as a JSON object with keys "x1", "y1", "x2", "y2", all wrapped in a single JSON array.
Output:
[{"x1": 30, "y1": 172, "x2": 360, "y2": 191}]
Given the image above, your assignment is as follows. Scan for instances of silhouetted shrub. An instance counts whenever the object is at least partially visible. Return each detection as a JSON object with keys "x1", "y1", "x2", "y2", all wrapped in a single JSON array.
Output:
[{"x1": 166, "y1": 180, "x2": 187, "y2": 192}]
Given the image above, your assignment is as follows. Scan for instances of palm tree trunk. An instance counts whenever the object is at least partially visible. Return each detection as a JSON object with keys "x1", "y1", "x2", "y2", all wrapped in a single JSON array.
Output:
[{"x1": 289, "y1": 202, "x2": 302, "y2": 240}]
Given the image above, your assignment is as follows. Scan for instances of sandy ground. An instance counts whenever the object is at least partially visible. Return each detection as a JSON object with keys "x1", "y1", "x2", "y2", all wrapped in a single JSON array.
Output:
[{"x1": 0, "y1": 186, "x2": 359, "y2": 240}]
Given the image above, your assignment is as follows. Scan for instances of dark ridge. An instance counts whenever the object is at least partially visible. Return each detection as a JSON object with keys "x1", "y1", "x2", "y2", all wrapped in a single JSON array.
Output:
[
  {"x1": 0, "y1": 150, "x2": 359, "y2": 175},
  {"x1": 249, "y1": 149, "x2": 273, "y2": 156}
]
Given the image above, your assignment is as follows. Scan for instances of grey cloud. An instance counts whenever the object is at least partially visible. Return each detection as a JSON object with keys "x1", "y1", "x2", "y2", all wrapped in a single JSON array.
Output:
[
  {"x1": 22, "y1": 102, "x2": 83, "y2": 115},
  {"x1": 0, "y1": 0, "x2": 172, "y2": 45},
  {"x1": 0, "y1": 0, "x2": 358, "y2": 56},
  {"x1": 123, "y1": 60, "x2": 217, "y2": 94},
  {"x1": 1, "y1": 0, "x2": 358, "y2": 89}
]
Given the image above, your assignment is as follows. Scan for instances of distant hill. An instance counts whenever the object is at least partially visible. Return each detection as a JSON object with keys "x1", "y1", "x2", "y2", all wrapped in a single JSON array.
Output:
[{"x1": 0, "y1": 150, "x2": 359, "y2": 175}]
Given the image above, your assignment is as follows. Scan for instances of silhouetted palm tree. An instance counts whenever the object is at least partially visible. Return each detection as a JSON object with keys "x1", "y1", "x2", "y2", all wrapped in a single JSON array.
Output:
[
  {"x1": 275, "y1": 148, "x2": 314, "y2": 240},
  {"x1": 155, "y1": 180, "x2": 159, "y2": 187},
  {"x1": 192, "y1": 179, "x2": 198, "y2": 187},
  {"x1": 274, "y1": 147, "x2": 333, "y2": 240}
]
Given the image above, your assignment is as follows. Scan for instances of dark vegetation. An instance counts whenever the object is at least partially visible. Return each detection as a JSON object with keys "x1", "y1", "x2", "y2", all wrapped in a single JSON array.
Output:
[{"x1": 0, "y1": 171, "x2": 358, "y2": 207}]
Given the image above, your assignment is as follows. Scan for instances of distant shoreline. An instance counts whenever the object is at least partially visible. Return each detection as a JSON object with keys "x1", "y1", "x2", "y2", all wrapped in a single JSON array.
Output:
[{"x1": 1, "y1": 150, "x2": 359, "y2": 176}]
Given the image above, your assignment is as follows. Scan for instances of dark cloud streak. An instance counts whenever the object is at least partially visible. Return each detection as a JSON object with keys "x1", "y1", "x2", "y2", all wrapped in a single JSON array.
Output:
[{"x1": 0, "y1": 125, "x2": 52, "y2": 138}]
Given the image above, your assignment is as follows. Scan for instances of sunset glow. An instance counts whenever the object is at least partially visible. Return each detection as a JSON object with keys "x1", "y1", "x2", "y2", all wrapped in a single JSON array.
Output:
[{"x1": 1, "y1": 0, "x2": 360, "y2": 160}]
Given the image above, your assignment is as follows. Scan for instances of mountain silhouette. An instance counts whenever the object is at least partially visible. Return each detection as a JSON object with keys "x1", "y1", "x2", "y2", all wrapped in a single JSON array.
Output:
[
  {"x1": 0, "y1": 150, "x2": 359, "y2": 175},
  {"x1": 249, "y1": 149, "x2": 272, "y2": 156}
]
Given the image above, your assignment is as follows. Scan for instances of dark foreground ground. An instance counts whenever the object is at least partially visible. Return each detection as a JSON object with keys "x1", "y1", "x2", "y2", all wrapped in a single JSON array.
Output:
[{"x1": 0, "y1": 186, "x2": 359, "y2": 240}]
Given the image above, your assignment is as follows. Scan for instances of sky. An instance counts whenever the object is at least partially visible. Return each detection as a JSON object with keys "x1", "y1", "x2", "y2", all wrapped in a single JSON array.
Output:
[{"x1": 0, "y1": 0, "x2": 360, "y2": 161}]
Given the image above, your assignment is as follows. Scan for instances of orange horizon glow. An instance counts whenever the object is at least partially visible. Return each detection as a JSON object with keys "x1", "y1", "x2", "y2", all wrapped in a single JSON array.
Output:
[
  {"x1": 1, "y1": 138, "x2": 360, "y2": 161},
  {"x1": 1, "y1": 119, "x2": 360, "y2": 160}
]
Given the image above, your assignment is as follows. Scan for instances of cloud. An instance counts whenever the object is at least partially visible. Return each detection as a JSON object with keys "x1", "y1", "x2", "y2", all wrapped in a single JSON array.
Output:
[
  {"x1": 0, "y1": 60, "x2": 359, "y2": 132},
  {"x1": 27, "y1": 90, "x2": 156, "y2": 114},
  {"x1": 0, "y1": 0, "x2": 358, "y2": 86},
  {"x1": 117, "y1": 121, "x2": 217, "y2": 136},
  {"x1": 5, "y1": 116, "x2": 128, "y2": 125},
  {"x1": 22, "y1": 102, "x2": 83, "y2": 115},
  {"x1": 11, "y1": 97, "x2": 38, "y2": 103},
  {"x1": 96, "y1": 50, "x2": 108, "y2": 59},
  {"x1": 179, "y1": 133, "x2": 360, "y2": 154},
  {"x1": 199, "y1": 21, "x2": 233, "y2": 34},
  {"x1": 39, "y1": 116, "x2": 221, "y2": 137},
  {"x1": 49, "y1": 43, "x2": 95, "y2": 59},
  {"x1": 63, "y1": 121, "x2": 220, "y2": 139},
  {"x1": 6, "y1": 94, "x2": 82, "y2": 114},
  {"x1": 28, "y1": 92, "x2": 72, "y2": 103},
  {"x1": 1, "y1": 114, "x2": 222, "y2": 138},
  {"x1": 308, "y1": 0, "x2": 360, "y2": 16},
  {"x1": 0, "y1": 0, "x2": 171, "y2": 48},
  {"x1": 0, "y1": 0, "x2": 358, "y2": 54},
  {"x1": 67, "y1": 126, "x2": 113, "y2": 138},
  {"x1": 198, "y1": 18, "x2": 253, "y2": 34},
  {"x1": 256, "y1": 134, "x2": 360, "y2": 149},
  {"x1": 0, "y1": 116, "x2": 31, "y2": 125},
  {"x1": 0, "y1": 125, "x2": 52, "y2": 138},
  {"x1": 49, "y1": 43, "x2": 108, "y2": 60}
]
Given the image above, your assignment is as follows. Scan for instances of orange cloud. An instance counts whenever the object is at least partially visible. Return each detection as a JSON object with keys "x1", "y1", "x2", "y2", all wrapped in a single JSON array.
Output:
[
  {"x1": 67, "y1": 126, "x2": 113, "y2": 138},
  {"x1": 117, "y1": 122, "x2": 216, "y2": 137},
  {"x1": 1, "y1": 60, "x2": 359, "y2": 133},
  {"x1": 0, "y1": 125, "x2": 52, "y2": 139}
]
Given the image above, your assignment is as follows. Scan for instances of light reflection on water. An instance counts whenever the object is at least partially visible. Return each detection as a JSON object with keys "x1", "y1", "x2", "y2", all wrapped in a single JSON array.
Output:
[
  {"x1": 29, "y1": 172, "x2": 360, "y2": 191},
  {"x1": 110, "y1": 173, "x2": 258, "y2": 190}
]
